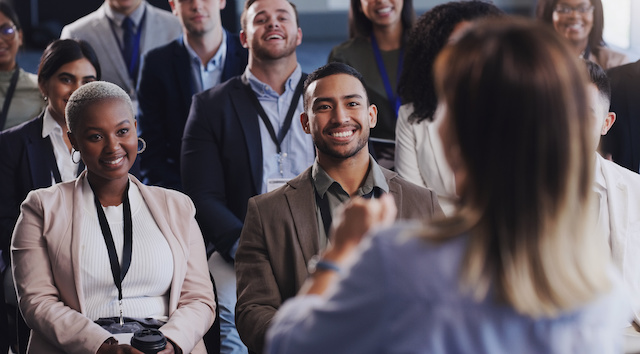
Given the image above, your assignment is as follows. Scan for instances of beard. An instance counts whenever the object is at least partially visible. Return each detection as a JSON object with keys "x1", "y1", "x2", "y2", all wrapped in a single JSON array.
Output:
[
  {"x1": 251, "y1": 37, "x2": 298, "y2": 61},
  {"x1": 314, "y1": 126, "x2": 369, "y2": 160}
]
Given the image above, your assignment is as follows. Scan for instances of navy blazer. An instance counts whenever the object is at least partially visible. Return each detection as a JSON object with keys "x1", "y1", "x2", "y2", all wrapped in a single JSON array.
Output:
[
  {"x1": 137, "y1": 31, "x2": 248, "y2": 190},
  {"x1": 602, "y1": 60, "x2": 640, "y2": 173},
  {"x1": 181, "y1": 75, "x2": 270, "y2": 259}
]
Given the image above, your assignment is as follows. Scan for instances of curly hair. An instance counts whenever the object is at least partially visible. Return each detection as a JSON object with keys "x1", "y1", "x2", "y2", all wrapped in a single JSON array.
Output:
[
  {"x1": 397, "y1": 0, "x2": 502, "y2": 124},
  {"x1": 535, "y1": 0, "x2": 605, "y2": 57},
  {"x1": 348, "y1": 0, "x2": 415, "y2": 45}
]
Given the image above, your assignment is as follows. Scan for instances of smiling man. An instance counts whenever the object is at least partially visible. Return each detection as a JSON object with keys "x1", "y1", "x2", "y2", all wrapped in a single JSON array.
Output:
[
  {"x1": 180, "y1": 0, "x2": 314, "y2": 353},
  {"x1": 234, "y1": 62, "x2": 442, "y2": 353}
]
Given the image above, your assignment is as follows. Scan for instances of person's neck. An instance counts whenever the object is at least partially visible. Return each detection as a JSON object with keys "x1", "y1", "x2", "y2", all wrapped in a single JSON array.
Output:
[
  {"x1": 88, "y1": 172, "x2": 129, "y2": 207},
  {"x1": 317, "y1": 148, "x2": 371, "y2": 196},
  {"x1": 372, "y1": 22, "x2": 403, "y2": 51},
  {"x1": 571, "y1": 38, "x2": 589, "y2": 57},
  {"x1": 247, "y1": 54, "x2": 298, "y2": 95},
  {"x1": 186, "y1": 26, "x2": 224, "y2": 66},
  {"x1": 0, "y1": 61, "x2": 16, "y2": 72},
  {"x1": 111, "y1": 1, "x2": 143, "y2": 17}
]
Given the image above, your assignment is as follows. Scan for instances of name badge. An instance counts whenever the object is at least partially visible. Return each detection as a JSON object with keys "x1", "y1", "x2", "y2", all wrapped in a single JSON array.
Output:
[{"x1": 267, "y1": 178, "x2": 290, "y2": 192}]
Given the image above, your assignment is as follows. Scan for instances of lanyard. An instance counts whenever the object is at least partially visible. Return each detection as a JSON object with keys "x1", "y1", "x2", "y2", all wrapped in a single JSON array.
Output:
[
  {"x1": 0, "y1": 66, "x2": 20, "y2": 130},
  {"x1": 90, "y1": 182, "x2": 133, "y2": 326},
  {"x1": 370, "y1": 35, "x2": 403, "y2": 117},
  {"x1": 109, "y1": 9, "x2": 146, "y2": 81},
  {"x1": 243, "y1": 76, "x2": 306, "y2": 154}
]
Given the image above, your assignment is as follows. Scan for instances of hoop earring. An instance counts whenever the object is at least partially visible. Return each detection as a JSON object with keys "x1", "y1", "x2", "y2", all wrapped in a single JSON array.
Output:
[
  {"x1": 71, "y1": 149, "x2": 81, "y2": 164},
  {"x1": 137, "y1": 137, "x2": 146, "y2": 154}
]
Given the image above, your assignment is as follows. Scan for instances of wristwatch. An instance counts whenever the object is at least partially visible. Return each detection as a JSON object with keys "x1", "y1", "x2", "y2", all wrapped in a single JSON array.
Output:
[{"x1": 307, "y1": 255, "x2": 342, "y2": 275}]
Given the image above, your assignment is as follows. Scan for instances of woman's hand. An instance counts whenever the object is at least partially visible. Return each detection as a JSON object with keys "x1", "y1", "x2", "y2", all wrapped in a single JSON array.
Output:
[{"x1": 97, "y1": 341, "x2": 143, "y2": 354}]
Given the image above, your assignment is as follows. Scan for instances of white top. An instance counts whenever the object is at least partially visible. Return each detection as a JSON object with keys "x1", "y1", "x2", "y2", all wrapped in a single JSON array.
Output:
[
  {"x1": 395, "y1": 103, "x2": 457, "y2": 215},
  {"x1": 79, "y1": 177, "x2": 173, "y2": 321},
  {"x1": 42, "y1": 109, "x2": 77, "y2": 183}
]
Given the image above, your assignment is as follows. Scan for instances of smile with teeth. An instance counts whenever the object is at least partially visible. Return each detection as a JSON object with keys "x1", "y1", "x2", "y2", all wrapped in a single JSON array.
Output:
[
  {"x1": 331, "y1": 130, "x2": 354, "y2": 138},
  {"x1": 102, "y1": 156, "x2": 124, "y2": 165},
  {"x1": 377, "y1": 7, "x2": 392, "y2": 15},
  {"x1": 266, "y1": 34, "x2": 284, "y2": 40}
]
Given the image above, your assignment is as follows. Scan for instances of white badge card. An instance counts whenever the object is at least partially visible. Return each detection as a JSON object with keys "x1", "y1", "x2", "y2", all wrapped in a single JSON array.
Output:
[{"x1": 267, "y1": 178, "x2": 290, "y2": 192}]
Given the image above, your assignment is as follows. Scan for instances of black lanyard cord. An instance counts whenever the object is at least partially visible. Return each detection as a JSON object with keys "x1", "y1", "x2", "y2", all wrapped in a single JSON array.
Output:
[
  {"x1": 91, "y1": 182, "x2": 133, "y2": 304},
  {"x1": 0, "y1": 66, "x2": 20, "y2": 130}
]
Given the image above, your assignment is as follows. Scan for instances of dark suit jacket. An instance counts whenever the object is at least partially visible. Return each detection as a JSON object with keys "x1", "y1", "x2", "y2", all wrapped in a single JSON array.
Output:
[
  {"x1": 181, "y1": 74, "x2": 271, "y2": 259},
  {"x1": 137, "y1": 31, "x2": 248, "y2": 190},
  {"x1": 234, "y1": 166, "x2": 443, "y2": 353},
  {"x1": 602, "y1": 60, "x2": 640, "y2": 173}
]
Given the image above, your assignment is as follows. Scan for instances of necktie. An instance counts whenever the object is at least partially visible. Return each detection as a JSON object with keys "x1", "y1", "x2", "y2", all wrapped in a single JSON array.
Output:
[{"x1": 122, "y1": 17, "x2": 135, "y2": 78}]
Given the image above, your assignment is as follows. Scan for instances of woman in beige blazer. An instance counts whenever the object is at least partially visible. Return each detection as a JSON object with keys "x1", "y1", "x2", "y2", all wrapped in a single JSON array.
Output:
[{"x1": 11, "y1": 81, "x2": 215, "y2": 354}]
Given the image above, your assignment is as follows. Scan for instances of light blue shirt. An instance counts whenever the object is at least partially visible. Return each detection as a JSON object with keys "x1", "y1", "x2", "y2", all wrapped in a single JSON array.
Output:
[
  {"x1": 244, "y1": 65, "x2": 315, "y2": 194},
  {"x1": 182, "y1": 32, "x2": 227, "y2": 92},
  {"x1": 266, "y1": 221, "x2": 629, "y2": 354}
]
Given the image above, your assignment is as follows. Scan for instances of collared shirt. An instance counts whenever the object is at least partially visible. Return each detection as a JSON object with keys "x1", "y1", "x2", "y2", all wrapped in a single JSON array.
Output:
[
  {"x1": 311, "y1": 155, "x2": 389, "y2": 250},
  {"x1": 104, "y1": 1, "x2": 146, "y2": 51},
  {"x1": 244, "y1": 65, "x2": 315, "y2": 194},
  {"x1": 183, "y1": 31, "x2": 227, "y2": 93},
  {"x1": 594, "y1": 153, "x2": 610, "y2": 247},
  {"x1": 42, "y1": 109, "x2": 78, "y2": 184}
]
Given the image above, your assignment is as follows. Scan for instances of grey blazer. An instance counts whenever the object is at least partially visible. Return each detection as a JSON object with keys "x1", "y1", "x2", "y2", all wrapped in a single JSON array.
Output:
[{"x1": 60, "y1": 1, "x2": 181, "y2": 101}]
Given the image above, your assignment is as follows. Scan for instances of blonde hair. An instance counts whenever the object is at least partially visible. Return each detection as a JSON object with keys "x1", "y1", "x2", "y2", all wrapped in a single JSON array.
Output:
[
  {"x1": 65, "y1": 81, "x2": 134, "y2": 134},
  {"x1": 429, "y1": 18, "x2": 609, "y2": 317}
]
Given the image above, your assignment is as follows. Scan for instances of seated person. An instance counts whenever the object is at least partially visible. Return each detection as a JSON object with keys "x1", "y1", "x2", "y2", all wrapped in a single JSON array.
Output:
[{"x1": 11, "y1": 81, "x2": 215, "y2": 353}]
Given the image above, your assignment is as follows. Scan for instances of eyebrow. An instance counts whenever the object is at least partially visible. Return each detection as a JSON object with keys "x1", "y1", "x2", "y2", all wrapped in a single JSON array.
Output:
[
  {"x1": 57, "y1": 72, "x2": 98, "y2": 80},
  {"x1": 312, "y1": 94, "x2": 365, "y2": 106},
  {"x1": 254, "y1": 8, "x2": 292, "y2": 18}
]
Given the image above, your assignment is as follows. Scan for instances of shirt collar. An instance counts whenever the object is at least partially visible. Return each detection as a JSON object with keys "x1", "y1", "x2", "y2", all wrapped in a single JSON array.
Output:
[
  {"x1": 312, "y1": 155, "x2": 389, "y2": 198},
  {"x1": 41, "y1": 108, "x2": 63, "y2": 139},
  {"x1": 243, "y1": 63, "x2": 302, "y2": 97},
  {"x1": 182, "y1": 31, "x2": 227, "y2": 69},
  {"x1": 594, "y1": 152, "x2": 606, "y2": 191},
  {"x1": 104, "y1": 1, "x2": 146, "y2": 27}
]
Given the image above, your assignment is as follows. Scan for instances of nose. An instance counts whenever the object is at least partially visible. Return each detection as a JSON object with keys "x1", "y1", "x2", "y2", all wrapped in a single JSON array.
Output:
[
  {"x1": 191, "y1": 0, "x2": 203, "y2": 10},
  {"x1": 266, "y1": 15, "x2": 280, "y2": 29},
  {"x1": 103, "y1": 135, "x2": 120, "y2": 153},
  {"x1": 332, "y1": 105, "x2": 350, "y2": 124}
]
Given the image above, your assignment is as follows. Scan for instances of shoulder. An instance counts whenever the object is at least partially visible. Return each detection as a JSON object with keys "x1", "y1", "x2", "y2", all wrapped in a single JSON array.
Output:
[
  {"x1": 136, "y1": 179, "x2": 196, "y2": 211},
  {"x1": 329, "y1": 37, "x2": 369, "y2": 60},
  {"x1": 251, "y1": 168, "x2": 312, "y2": 205},
  {"x1": 385, "y1": 168, "x2": 432, "y2": 195},
  {"x1": 194, "y1": 76, "x2": 244, "y2": 102},
  {"x1": 607, "y1": 59, "x2": 640, "y2": 82},
  {"x1": 594, "y1": 46, "x2": 630, "y2": 69},
  {"x1": 1, "y1": 115, "x2": 42, "y2": 140},
  {"x1": 19, "y1": 69, "x2": 39, "y2": 87},
  {"x1": 601, "y1": 156, "x2": 640, "y2": 185},
  {"x1": 24, "y1": 179, "x2": 76, "y2": 207},
  {"x1": 144, "y1": 39, "x2": 182, "y2": 60},
  {"x1": 62, "y1": 7, "x2": 103, "y2": 32}
]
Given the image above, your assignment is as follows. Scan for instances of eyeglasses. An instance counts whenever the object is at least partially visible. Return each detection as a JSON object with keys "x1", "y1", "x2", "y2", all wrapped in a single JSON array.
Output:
[
  {"x1": 553, "y1": 4, "x2": 595, "y2": 15},
  {"x1": 0, "y1": 24, "x2": 16, "y2": 39}
]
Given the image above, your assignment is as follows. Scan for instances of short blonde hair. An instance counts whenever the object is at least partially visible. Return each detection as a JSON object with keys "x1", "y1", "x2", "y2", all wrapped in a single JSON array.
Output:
[{"x1": 65, "y1": 81, "x2": 134, "y2": 134}]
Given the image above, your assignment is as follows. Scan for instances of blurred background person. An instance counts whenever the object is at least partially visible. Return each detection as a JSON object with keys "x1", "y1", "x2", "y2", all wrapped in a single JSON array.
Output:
[
  {"x1": 266, "y1": 18, "x2": 628, "y2": 353},
  {"x1": 328, "y1": 0, "x2": 415, "y2": 170},
  {"x1": 12, "y1": 81, "x2": 215, "y2": 353},
  {"x1": 0, "y1": 38, "x2": 100, "y2": 354},
  {"x1": 0, "y1": 1, "x2": 45, "y2": 131},
  {"x1": 395, "y1": 0, "x2": 502, "y2": 216},
  {"x1": 536, "y1": 0, "x2": 629, "y2": 70}
]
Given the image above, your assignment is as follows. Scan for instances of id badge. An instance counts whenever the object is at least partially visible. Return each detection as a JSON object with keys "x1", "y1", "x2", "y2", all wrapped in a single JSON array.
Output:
[{"x1": 267, "y1": 178, "x2": 290, "y2": 192}]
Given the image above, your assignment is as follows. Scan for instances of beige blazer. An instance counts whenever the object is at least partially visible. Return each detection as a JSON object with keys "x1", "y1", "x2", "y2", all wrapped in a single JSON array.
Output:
[
  {"x1": 600, "y1": 154, "x2": 640, "y2": 322},
  {"x1": 11, "y1": 173, "x2": 214, "y2": 354},
  {"x1": 235, "y1": 166, "x2": 442, "y2": 353}
]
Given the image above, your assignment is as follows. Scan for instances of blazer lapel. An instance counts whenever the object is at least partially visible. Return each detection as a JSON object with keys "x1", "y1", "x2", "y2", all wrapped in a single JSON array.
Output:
[
  {"x1": 221, "y1": 30, "x2": 247, "y2": 82},
  {"x1": 232, "y1": 77, "x2": 263, "y2": 194},
  {"x1": 92, "y1": 4, "x2": 131, "y2": 90},
  {"x1": 25, "y1": 116, "x2": 57, "y2": 188},
  {"x1": 285, "y1": 169, "x2": 320, "y2": 264},
  {"x1": 173, "y1": 41, "x2": 195, "y2": 108},
  {"x1": 382, "y1": 169, "x2": 403, "y2": 216},
  {"x1": 71, "y1": 173, "x2": 88, "y2": 312}
]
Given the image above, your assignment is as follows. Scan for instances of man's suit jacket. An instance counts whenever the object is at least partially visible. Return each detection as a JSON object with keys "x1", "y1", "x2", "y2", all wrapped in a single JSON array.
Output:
[
  {"x1": 234, "y1": 166, "x2": 442, "y2": 353},
  {"x1": 60, "y1": 1, "x2": 181, "y2": 100},
  {"x1": 182, "y1": 75, "x2": 294, "y2": 258},
  {"x1": 11, "y1": 173, "x2": 215, "y2": 354},
  {"x1": 137, "y1": 32, "x2": 248, "y2": 190},
  {"x1": 602, "y1": 60, "x2": 640, "y2": 173},
  {"x1": 599, "y1": 154, "x2": 640, "y2": 322}
]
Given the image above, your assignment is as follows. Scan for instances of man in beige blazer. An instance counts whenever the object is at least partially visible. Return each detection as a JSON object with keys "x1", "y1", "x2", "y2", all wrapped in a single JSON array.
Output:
[
  {"x1": 60, "y1": 0, "x2": 181, "y2": 105},
  {"x1": 586, "y1": 60, "x2": 640, "y2": 324},
  {"x1": 235, "y1": 62, "x2": 442, "y2": 353}
]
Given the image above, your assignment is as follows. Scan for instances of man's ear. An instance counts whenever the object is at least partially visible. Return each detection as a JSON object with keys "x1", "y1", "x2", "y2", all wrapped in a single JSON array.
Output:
[
  {"x1": 601, "y1": 112, "x2": 616, "y2": 136},
  {"x1": 368, "y1": 104, "x2": 378, "y2": 129},
  {"x1": 168, "y1": 0, "x2": 176, "y2": 13},
  {"x1": 300, "y1": 112, "x2": 310, "y2": 134},
  {"x1": 240, "y1": 30, "x2": 248, "y2": 48}
]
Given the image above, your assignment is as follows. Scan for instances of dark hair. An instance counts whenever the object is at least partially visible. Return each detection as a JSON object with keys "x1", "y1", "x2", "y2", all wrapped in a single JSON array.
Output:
[
  {"x1": 303, "y1": 62, "x2": 368, "y2": 111},
  {"x1": 584, "y1": 59, "x2": 610, "y2": 103},
  {"x1": 397, "y1": 0, "x2": 502, "y2": 124},
  {"x1": 0, "y1": 1, "x2": 21, "y2": 31},
  {"x1": 348, "y1": 0, "x2": 415, "y2": 44},
  {"x1": 37, "y1": 39, "x2": 101, "y2": 85},
  {"x1": 241, "y1": 0, "x2": 299, "y2": 31},
  {"x1": 535, "y1": 0, "x2": 605, "y2": 56}
]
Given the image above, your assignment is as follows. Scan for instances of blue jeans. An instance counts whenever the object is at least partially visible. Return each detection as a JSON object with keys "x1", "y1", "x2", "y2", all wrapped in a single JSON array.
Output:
[{"x1": 208, "y1": 252, "x2": 248, "y2": 354}]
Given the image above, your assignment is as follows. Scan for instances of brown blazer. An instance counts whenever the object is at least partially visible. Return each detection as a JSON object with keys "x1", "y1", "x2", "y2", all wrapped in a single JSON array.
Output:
[
  {"x1": 11, "y1": 172, "x2": 215, "y2": 354},
  {"x1": 235, "y1": 166, "x2": 442, "y2": 353}
]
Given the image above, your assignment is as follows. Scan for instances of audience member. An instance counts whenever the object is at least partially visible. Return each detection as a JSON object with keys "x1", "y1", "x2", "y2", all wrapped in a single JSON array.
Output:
[
  {"x1": 181, "y1": 0, "x2": 314, "y2": 352},
  {"x1": 601, "y1": 60, "x2": 640, "y2": 172},
  {"x1": 11, "y1": 81, "x2": 215, "y2": 354},
  {"x1": 137, "y1": 0, "x2": 247, "y2": 190},
  {"x1": 0, "y1": 2, "x2": 45, "y2": 131},
  {"x1": 0, "y1": 38, "x2": 100, "y2": 354},
  {"x1": 266, "y1": 18, "x2": 628, "y2": 353},
  {"x1": 328, "y1": 0, "x2": 415, "y2": 169},
  {"x1": 536, "y1": 0, "x2": 629, "y2": 69},
  {"x1": 584, "y1": 60, "x2": 640, "y2": 324},
  {"x1": 235, "y1": 62, "x2": 441, "y2": 354},
  {"x1": 395, "y1": 0, "x2": 502, "y2": 215},
  {"x1": 60, "y1": 0, "x2": 182, "y2": 105}
]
